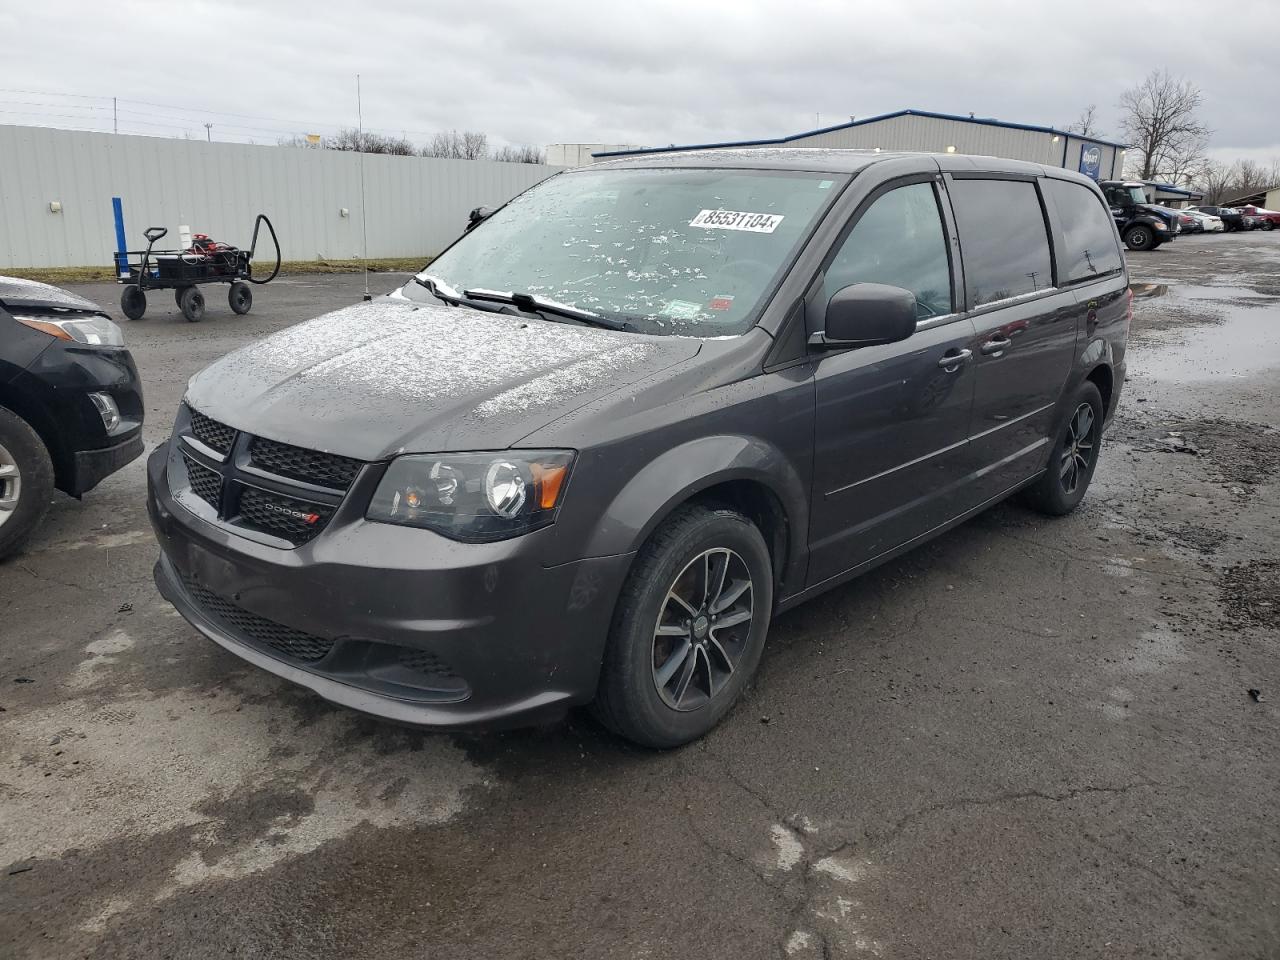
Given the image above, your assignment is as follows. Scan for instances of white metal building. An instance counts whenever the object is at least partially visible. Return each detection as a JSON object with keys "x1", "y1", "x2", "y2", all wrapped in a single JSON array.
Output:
[{"x1": 593, "y1": 109, "x2": 1128, "y2": 181}]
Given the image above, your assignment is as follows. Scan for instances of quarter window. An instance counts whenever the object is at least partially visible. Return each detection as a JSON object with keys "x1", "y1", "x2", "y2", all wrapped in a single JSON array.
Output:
[
  {"x1": 1042, "y1": 179, "x2": 1123, "y2": 283},
  {"x1": 822, "y1": 183, "x2": 952, "y2": 320},
  {"x1": 947, "y1": 179, "x2": 1054, "y2": 306}
]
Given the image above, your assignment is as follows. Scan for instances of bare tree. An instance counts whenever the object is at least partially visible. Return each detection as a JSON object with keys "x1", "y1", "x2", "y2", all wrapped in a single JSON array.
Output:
[
  {"x1": 1192, "y1": 157, "x2": 1280, "y2": 204},
  {"x1": 326, "y1": 128, "x2": 416, "y2": 155},
  {"x1": 423, "y1": 130, "x2": 489, "y2": 160},
  {"x1": 1118, "y1": 70, "x2": 1211, "y2": 180},
  {"x1": 1066, "y1": 104, "x2": 1103, "y2": 139},
  {"x1": 493, "y1": 144, "x2": 545, "y2": 164}
]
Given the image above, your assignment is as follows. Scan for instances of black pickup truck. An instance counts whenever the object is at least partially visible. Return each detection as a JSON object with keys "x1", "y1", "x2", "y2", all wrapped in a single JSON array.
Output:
[{"x1": 1099, "y1": 180, "x2": 1180, "y2": 251}]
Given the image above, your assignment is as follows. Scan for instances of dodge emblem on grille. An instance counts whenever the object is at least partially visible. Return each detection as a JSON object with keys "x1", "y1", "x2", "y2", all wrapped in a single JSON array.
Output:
[{"x1": 262, "y1": 502, "x2": 321, "y2": 524}]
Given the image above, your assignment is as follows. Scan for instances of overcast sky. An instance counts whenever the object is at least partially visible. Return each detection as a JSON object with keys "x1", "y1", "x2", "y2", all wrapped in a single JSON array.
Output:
[{"x1": 2, "y1": 0, "x2": 1277, "y2": 165}]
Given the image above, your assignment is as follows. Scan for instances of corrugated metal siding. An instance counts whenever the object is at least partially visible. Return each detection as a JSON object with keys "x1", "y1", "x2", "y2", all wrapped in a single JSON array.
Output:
[
  {"x1": 748, "y1": 116, "x2": 1117, "y2": 174},
  {"x1": 0, "y1": 125, "x2": 564, "y2": 268}
]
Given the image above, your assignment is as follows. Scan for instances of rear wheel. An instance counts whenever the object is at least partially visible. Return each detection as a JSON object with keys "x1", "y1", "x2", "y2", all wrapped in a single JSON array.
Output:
[
  {"x1": 228, "y1": 281, "x2": 253, "y2": 315},
  {"x1": 1123, "y1": 225, "x2": 1154, "y2": 251},
  {"x1": 179, "y1": 285, "x2": 205, "y2": 323},
  {"x1": 593, "y1": 504, "x2": 773, "y2": 748},
  {"x1": 120, "y1": 285, "x2": 146, "y2": 320},
  {"x1": 1022, "y1": 381, "x2": 1104, "y2": 516},
  {"x1": 0, "y1": 407, "x2": 54, "y2": 560}
]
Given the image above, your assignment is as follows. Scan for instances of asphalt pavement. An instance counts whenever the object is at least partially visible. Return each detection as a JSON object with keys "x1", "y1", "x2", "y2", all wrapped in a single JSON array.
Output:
[{"x1": 2, "y1": 236, "x2": 1279, "y2": 959}]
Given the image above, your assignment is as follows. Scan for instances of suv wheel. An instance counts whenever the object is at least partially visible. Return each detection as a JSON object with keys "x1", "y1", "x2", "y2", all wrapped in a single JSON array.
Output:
[
  {"x1": 593, "y1": 503, "x2": 773, "y2": 748},
  {"x1": 1021, "y1": 381, "x2": 1104, "y2": 516},
  {"x1": 0, "y1": 407, "x2": 54, "y2": 560},
  {"x1": 1124, "y1": 225, "x2": 1154, "y2": 251}
]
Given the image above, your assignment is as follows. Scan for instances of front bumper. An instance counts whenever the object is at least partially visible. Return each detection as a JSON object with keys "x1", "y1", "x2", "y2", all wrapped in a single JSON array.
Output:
[
  {"x1": 71, "y1": 431, "x2": 144, "y2": 496},
  {"x1": 147, "y1": 444, "x2": 633, "y2": 729}
]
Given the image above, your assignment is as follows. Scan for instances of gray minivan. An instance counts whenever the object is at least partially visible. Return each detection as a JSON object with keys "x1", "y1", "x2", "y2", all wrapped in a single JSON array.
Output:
[{"x1": 147, "y1": 148, "x2": 1129, "y2": 747}]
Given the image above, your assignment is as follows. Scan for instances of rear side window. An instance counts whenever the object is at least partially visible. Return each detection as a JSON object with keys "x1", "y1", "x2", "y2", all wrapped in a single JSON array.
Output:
[
  {"x1": 1042, "y1": 179, "x2": 1123, "y2": 283},
  {"x1": 947, "y1": 179, "x2": 1054, "y2": 307}
]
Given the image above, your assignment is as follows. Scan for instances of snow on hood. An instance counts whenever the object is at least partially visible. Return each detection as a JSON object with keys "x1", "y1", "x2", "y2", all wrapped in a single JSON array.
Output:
[
  {"x1": 186, "y1": 298, "x2": 700, "y2": 460},
  {"x1": 0, "y1": 275, "x2": 104, "y2": 313}
]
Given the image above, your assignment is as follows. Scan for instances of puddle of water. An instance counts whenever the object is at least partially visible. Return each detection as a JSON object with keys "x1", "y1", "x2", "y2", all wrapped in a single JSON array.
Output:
[{"x1": 1130, "y1": 285, "x2": 1280, "y2": 383}]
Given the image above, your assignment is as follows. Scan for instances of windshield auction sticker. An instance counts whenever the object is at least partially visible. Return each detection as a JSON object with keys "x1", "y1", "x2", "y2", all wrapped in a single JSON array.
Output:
[{"x1": 689, "y1": 209, "x2": 784, "y2": 233}]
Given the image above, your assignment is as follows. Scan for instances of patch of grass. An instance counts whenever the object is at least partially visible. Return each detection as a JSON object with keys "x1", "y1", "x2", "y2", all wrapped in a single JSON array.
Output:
[{"x1": 2, "y1": 257, "x2": 432, "y2": 286}]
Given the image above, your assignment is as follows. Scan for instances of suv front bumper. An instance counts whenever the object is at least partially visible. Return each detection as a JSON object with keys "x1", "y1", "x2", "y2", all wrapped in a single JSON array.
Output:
[{"x1": 147, "y1": 444, "x2": 633, "y2": 729}]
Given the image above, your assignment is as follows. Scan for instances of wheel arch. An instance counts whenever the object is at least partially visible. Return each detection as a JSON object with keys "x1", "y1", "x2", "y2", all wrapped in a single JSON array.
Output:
[
  {"x1": 0, "y1": 384, "x2": 70, "y2": 491},
  {"x1": 581, "y1": 435, "x2": 809, "y2": 601}
]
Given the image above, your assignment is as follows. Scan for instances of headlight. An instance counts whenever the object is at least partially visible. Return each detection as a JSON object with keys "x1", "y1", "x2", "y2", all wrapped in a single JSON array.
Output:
[
  {"x1": 367, "y1": 450, "x2": 574, "y2": 542},
  {"x1": 14, "y1": 314, "x2": 124, "y2": 347},
  {"x1": 1153, "y1": 221, "x2": 1167, "y2": 231}
]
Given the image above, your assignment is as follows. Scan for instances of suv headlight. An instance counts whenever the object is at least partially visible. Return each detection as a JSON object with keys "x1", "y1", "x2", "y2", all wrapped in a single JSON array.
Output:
[
  {"x1": 367, "y1": 450, "x2": 574, "y2": 542},
  {"x1": 14, "y1": 314, "x2": 124, "y2": 347}
]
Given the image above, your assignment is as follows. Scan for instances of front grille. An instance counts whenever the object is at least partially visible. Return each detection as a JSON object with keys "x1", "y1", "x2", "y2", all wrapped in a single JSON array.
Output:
[
  {"x1": 183, "y1": 452, "x2": 222, "y2": 509},
  {"x1": 397, "y1": 647, "x2": 465, "y2": 687},
  {"x1": 249, "y1": 437, "x2": 362, "y2": 490},
  {"x1": 237, "y1": 486, "x2": 334, "y2": 544},
  {"x1": 189, "y1": 408, "x2": 235, "y2": 455},
  {"x1": 179, "y1": 571, "x2": 335, "y2": 663}
]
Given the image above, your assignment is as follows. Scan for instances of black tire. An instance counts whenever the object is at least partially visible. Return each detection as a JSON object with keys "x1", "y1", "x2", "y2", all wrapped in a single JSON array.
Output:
[
  {"x1": 1021, "y1": 381, "x2": 1104, "y2": 517},
  {"x1": 0, "y1": 406, "x2": 55, "y2": 561},
  {"x1": 1264, "y1": 222, "x2": 1274, "y2": 232},
  {"x1": 228, "y1": 281, "x2": 253, "y2": 315},
  {"x1": 179, "y1": 286, "x2": 205, "y2": 323},
  {"x1": 593, "y1": 503, "x2": 773, "y2": 748},
  {"x1": 174, "y1": 288, "x2": 187, "y2": 308},
  {"x1": 120, "y1": 285, "x2": 146, "y2": 321},
  {"x1": 1123, "y1": 226, "x2": 1154, "y2": 251}
]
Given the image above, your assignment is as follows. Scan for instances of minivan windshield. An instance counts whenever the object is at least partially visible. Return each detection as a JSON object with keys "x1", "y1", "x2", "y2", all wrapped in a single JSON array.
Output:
[{"x1": 403, "y1": 167, "x2": 846, "y2": 336}]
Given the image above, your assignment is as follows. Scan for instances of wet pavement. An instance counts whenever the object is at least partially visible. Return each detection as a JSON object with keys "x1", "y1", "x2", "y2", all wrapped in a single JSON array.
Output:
[{"x1": 2, "y1": 235, "x2": 1279, "y2": 959}]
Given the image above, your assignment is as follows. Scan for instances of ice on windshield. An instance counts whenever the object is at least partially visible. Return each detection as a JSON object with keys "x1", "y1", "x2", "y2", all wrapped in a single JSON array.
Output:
[{"x1": 412, "y1": 168, "x2": 841, "y2": 337}]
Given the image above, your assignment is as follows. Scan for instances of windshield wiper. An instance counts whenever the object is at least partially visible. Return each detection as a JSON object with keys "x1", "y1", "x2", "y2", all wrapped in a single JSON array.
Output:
[
  {"x1": 462, "y1": 288, "x2": 629, "y2": 331},
  {"x1": 412, "y1": 273, "x2": 467, "y2": 306}
]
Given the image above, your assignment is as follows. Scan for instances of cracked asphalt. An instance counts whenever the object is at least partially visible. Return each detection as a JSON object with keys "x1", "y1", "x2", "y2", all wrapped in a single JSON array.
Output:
[{"x1": 3, "y1": 235, "x2": 1279, "y2": 959}]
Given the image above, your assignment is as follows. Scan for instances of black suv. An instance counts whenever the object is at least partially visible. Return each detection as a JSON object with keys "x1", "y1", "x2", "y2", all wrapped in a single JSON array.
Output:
[
  {"x1": 148, "y1": 150, "x2": 1129, "y2": 747},
  {"x1": 1099, "y1": 180, "x2": 1179, "y2": 250},
  {"x1": 0, "y1": 277, "x2": 144, "y2": 558}
]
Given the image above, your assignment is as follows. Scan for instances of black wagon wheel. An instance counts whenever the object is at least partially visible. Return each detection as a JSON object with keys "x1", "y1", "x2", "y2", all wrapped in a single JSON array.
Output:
[
  {"x1": 174, "y1": 287, "x2": 187, "y2": 308},
  {"x1": 228, "y1": 281, "x2": 253, "y2": 315},
  {"x1": 120, "y1": 285, "x2": 146, "y2": 321},
  {"x1": 179, "y1": 285, "x2": 205, "y2": 323}
]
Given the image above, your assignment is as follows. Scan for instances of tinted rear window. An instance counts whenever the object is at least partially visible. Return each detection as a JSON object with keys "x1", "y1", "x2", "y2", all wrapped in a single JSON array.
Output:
[
  {"x1": 1042, "y1": 179, "x2": 1123, "y2": 283},
  {"x1": 948, "y1": 179, "x2": 1053, "y2": 306}
]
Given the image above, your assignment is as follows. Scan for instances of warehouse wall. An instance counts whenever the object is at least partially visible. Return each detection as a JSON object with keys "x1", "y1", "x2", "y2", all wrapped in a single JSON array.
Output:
[
  {"x1": 772, "y1": 115, "x2": 1120, "y2": 178},
  {"x1": 0, "y1": 125, "x2": 565, "y2": 269}
]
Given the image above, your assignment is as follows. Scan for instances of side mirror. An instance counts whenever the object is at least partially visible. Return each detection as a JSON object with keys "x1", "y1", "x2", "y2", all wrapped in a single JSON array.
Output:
[
  {"x1": 466, "y1": 205, "x2": 496, "y2": 231},
  {"x1": 810, "y1": 283, "x2": 918, "y2": 350}
]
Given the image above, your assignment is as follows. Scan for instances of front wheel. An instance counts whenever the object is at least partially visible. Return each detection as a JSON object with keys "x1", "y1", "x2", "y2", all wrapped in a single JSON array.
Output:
[
  {"x1": 0, "y1": 407, "x2": 55, "y2": 560},
  {"x1": 1124, "y1": 225, "x2": 1155, "y2": 251},
  {"x1": 593, "y1": 504, "x2": 773, "y2": 748},
  {"x1": 179, "y1": 285, "x2": 205, "y2": 323},
  {"x1": 120, "y1": 285, "x2": 146, "y2": 320},
  {"x1": 228, "y1": 281, "x2": 253, "y2": 315},
  {"x1": 1021, "y1": 381, "x2": 1104, "y2": 516}
]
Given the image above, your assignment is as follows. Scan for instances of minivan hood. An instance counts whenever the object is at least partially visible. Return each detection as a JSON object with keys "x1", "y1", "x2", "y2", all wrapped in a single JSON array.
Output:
[
  {"x1": 185, "y1": 298, "x2": 701, "y2": 460},
  {"x1": 0, "y1": 275, "x2": 104, "y2": 314}
]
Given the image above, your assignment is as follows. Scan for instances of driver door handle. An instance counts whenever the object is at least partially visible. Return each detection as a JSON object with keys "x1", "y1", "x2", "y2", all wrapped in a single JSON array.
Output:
[
  {"x1": 937, "y1": 348, "x2": 972, "y2": 370},
  {"x1": 980, "y1": 336, "x2": 1012, "y2": 356}
]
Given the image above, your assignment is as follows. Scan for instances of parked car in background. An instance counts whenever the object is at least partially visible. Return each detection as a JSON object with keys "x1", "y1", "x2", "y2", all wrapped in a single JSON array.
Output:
[
  {"x1": 1190, "y1": 205, "x2": 1246, "y2": 231},
  {"x1": 1180, "y1": 209, "x2": 1225, "y2": 232},
  {"x1": 1235, "y1": 205, "x2": 1280, "y2": 230},
  {"x1": 0, "y1": 277, "x2": 145, "y2": 558},
  {"x1": 1099, "y1": 180, "x2": 1179, "y2": 250},
  {"x1": 1176, "y1": 210, "x2": 1202, "y2": 233},
  {"x1": 148, "y1": 149, "x2": 1130, "y2": 747}
]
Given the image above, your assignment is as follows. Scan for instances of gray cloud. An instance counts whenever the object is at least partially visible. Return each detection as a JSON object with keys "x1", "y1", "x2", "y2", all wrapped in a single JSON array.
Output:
[{"x1": 3, "y1": 0, "x2": 1277, "y2": 161}]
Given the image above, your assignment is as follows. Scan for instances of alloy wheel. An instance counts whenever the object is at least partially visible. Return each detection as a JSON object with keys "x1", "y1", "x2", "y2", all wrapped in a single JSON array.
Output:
[
  {"x1": 1059, "y1": 402, "x2": 1097, "y2": 496},
  {"x1": 651, "y1": 547, "x2": 754, "y2": 711},
  {"x1": 0, "y1": 440, "x2": 21, "y2": 531}
]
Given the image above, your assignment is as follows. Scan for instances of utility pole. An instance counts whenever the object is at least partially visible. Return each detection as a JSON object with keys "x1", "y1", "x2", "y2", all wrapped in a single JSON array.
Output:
[
  {"x1": 204, "y1": 122, "x2": 212, "y2": 142},
  {"x1": 113, "y1": 97, "x2": 117, "y2": 134},
  {"x1": 357, "y1": 73, "x2": 371, "y2": 301}
]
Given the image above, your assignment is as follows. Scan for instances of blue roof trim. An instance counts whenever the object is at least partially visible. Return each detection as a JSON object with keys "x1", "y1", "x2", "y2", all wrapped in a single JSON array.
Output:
[
  {"x1": 593, "y1": 108, "x2": 1130, "y2": 158},
  {"x1": 1147, "y1": 182, "x2": 1199, "y2": 196}
]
